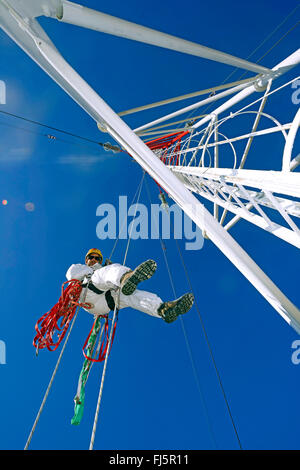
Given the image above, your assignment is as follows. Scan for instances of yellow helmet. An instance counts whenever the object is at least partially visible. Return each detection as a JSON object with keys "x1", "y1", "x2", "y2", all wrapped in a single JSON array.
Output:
[{"x1": 85, "y1": 248, "x2": 103, "y2": 264}]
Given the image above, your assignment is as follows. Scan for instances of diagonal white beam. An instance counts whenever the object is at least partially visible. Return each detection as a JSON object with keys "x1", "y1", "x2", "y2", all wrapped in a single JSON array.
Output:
[
  {"x1": 1, "y1": 2, "x2": 300, "y2": 333},
  {"x1": 134, "y1": 81, "x2": 253, "y2": 133},
  {"x1": 52, "y1": 0, "x2": 271, "y2": 74},
  {"x1": 118, "y1": 77, "x2": 258, "y2": 117}
]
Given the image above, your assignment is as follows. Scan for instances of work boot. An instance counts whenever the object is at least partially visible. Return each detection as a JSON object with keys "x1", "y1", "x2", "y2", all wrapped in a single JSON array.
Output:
[
  {"x1": 157, "y1": 293, "x2": 194, "y2": 323},
  {"x1": 120, "y1": 259, "x2": 157, "y2": 296}
]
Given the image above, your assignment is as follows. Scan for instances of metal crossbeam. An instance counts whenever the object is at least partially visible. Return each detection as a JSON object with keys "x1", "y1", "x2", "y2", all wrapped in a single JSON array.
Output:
[
  {"x1": 171, "y1": 166, "x2": 300, "y2": 199},
  {"x1": 174, "y1": 172, "x2": 300, "y2": 249}
]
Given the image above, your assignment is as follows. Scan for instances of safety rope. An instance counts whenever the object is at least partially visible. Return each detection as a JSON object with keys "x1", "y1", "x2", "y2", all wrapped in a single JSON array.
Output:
[
  {"x1": 183, "y1": 9, "x2": 300, "y2": 125},
  {"x1": 88, "y1": 298, "x2": 120, "y2": 450},
  {"x1": 88, "y1": 171, "x2": 146, "y2": 450},
  {"x1": 144, "y1": 178, "x2": 218, "y2": 448},
  {"x1": 173, "y1": 232, "x2": 243, "y2": 450},
  {"x1": 24, "y1": 308, "x2": 80, "y2": 450},
  {"x1": 145, "y1": 176, "x2": 243, "y2": 449},
  {"x1": 0, "y1": 109, "x2": 120, "y2": 152},
  {"x1": 108, "y1": 172, "x2": 146, "y2": 262}
]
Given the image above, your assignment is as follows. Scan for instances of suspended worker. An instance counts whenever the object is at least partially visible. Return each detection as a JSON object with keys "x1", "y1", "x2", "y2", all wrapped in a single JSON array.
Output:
[{"x1": 66, "y1": 248, "x2": 194, "y2": 323}]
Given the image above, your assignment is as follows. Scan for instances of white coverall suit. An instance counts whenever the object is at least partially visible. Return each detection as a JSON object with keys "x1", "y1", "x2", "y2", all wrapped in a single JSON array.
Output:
[{"x1": 66, "y1": 263, "x2": 163, "y2": 318}]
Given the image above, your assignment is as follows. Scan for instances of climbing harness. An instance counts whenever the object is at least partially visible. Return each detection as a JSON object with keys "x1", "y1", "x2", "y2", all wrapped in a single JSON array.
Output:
[{"x1": 81, "y1": 280, "x2": 116, "y2": 311}]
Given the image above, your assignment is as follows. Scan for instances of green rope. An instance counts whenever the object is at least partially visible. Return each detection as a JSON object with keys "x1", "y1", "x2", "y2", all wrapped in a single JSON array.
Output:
[{"x1": 71, "y1": 316, "x2": 103, "y2": 425}]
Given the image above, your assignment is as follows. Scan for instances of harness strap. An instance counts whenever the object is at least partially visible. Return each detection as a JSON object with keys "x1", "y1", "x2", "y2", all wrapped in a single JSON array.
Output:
[
  {"x1": 82, "y1": 281, "x2": 115, "y2": 311},
  {"x1": 82, "y1": 281, "x2": 103, "y2": 295},
  {"x1": 105, "y1": 291, "x2": 115, "y2": 311}
]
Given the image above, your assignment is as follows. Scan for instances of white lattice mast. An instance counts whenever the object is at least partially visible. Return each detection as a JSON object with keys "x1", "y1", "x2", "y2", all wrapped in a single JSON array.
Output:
[
  {"x1": 0, "y1": 0, "x2": 300, "y2": 332},
  {"x1": 167, "y1": 78, "x2": 300, "y2": 250}
]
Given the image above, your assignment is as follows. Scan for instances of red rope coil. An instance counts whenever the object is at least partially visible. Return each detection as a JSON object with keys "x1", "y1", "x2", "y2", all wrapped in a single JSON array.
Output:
[{"x1": 33, "y1": 279, "x2": 89, "y2": 352}]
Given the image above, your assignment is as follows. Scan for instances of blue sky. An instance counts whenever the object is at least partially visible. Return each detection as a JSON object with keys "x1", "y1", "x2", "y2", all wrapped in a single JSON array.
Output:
[{"x1": 0, "y1": 0, "x2": 299, "y2": 451}]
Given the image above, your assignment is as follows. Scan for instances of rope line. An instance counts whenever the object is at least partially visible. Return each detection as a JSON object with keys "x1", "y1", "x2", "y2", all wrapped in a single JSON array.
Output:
[
  {"x1": 182, "y1": 13, "x2": 300, "y2": 125},
  {"x1": 88, "y1": 299, "x2": 120, "y2": 450},
  {"x1": 144, "y1": 177, "x2": 219, "y2": 449},
  {"x1": 145, "y1": 176, "x2": 243, "y2": 449},
  {"x1": 89, "y1": 171, "x2": 146, "y2": 450},
  {"x1": 241, "y1": 4, "x2": 300, "y2": 63},
  {"x1": 161, "y1": 234, "x2": 219, "y2": 449},
  {"x1": 254, "y1": 21, "x2": 300, "y2": 66},
  {"x1": 24, "y1": 308, "x2": 80, "y2": 450},
  {"x1": 173, "y1": 234, "x2": 243, "y2": 450},
  {"x1": 108, "y1": 172, "x2": 146, "y2": 261},
  {"x1": 0, "y1": 109, "x2": 101, "y2": 145}
]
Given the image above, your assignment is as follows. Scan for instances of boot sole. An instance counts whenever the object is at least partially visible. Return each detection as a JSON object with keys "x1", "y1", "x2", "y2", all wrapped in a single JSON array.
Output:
[
  {"x1": 164, "y1": 293, "x2": 194, "y2": 323},
  {"x1": 121, "y1": 259, "x2": 157, "y2": 296}
]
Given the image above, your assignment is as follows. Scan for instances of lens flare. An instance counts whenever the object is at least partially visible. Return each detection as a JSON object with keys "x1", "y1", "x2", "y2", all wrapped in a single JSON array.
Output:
[{"x1": 25, "y1": 202, "x2": 35, "y2": 212}]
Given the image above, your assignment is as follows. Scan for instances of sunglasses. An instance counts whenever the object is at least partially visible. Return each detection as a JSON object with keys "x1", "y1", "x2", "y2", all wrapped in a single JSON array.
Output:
[{"x1": 87, "y1": 255, "x2": 101, "y2": 261}]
